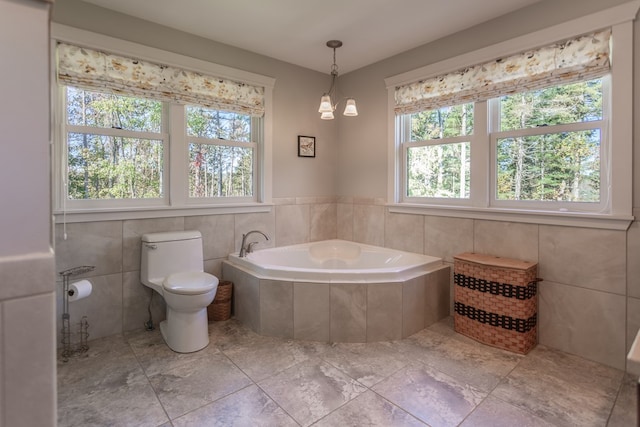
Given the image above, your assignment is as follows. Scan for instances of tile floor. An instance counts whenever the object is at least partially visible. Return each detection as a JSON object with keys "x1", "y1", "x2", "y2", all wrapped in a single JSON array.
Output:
[{"x1": 57, "y1": 317, "x2": 636, "y2": 426}]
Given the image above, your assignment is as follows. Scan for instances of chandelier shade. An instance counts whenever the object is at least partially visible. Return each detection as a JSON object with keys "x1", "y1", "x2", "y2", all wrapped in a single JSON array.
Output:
[
  {"x1": 343, "y1": 98, "x2": 358, "y2": 116},
  {"x1": 318, "y1": 95, "x2": 333, "y2": 113}
]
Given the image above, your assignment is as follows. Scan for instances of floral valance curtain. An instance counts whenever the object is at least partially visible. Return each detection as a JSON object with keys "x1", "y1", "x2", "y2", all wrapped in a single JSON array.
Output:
[
  {"x1": 57, "y1": 42, "x2": 265, "y2": 117},
  {"x1": 394, "y1": 29, "x2": 611, "y2": 115}
]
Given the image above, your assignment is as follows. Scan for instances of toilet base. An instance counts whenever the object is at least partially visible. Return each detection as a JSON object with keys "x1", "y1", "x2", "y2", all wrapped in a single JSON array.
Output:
[{"x1": 160, "y1": 307, "x2": 210, "y2": 353}]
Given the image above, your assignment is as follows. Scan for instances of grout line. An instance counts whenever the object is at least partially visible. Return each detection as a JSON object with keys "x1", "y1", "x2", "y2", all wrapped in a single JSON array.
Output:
[
  {"x1": 62, "y1": 317, "x2": 632, "y2": 427},
  {"x1": 125, "y1": 333, "x2": 173, "y2": 425}
]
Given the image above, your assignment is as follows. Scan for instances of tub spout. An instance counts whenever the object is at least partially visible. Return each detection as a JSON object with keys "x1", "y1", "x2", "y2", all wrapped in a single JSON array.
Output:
[{"x1": 239, "y1": 230, "x2": 269, "y2": 257}]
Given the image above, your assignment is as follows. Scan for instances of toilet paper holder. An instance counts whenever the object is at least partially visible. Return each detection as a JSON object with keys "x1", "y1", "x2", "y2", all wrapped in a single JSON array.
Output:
[{"x1": 59, "y1": 265, "x2": 95, "y2": 362}]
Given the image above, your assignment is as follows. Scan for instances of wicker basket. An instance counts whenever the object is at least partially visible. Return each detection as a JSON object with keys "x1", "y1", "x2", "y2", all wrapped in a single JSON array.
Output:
[
  {"x1": 453, "y1": 253, "x2": 539, "y2": 354},
  {"x1": 207, "y1": 280, "x2": 233, "y2": 321}
]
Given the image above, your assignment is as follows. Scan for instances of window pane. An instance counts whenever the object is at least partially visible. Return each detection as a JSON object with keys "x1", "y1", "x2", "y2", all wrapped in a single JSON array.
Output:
[
  {"x1": 189, "y1": 144, "x2": 253, "y2": 197},
  {"x1": 186, "y1": 106, "x2": 251, "y2": 142},
  {"x1": 496, "y1": 130, "x2": 600, "y2": 202},
  {"x1": 66, "y1": 87, "x2": 162, "y2": 132},
  {"x1": 407, "y1": 142, "x2": 470, "y2": 198},
  {"x1": 409, "y1": 103, "x2": 473, "y2": 141},
  {"x1": 67, "y1": 133, "x2": 163, "y2": 199},
  {"x1": 500, "y1": 79, "x2": 602, "y2": 131}
]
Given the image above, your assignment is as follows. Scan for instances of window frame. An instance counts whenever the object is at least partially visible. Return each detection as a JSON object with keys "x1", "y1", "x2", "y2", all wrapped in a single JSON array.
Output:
[
  {"x1": 488, "y1": 76, "x2": 609, "y2": 212},
  {"x1": 184, "y1": 106, "x2": 260, "y2": 204},
  {"x1": 60, "y1": 86, "x2": 170, "y2": 210},
  {"x1": 51, "y1": 24, "x2": 275, "y2": 222},
  {"x1": 399, "y1": 106, "x2": 474, "y2": 204},
  {"x1": 385, "y1": 4, "x2": 636, "y2": 230}
]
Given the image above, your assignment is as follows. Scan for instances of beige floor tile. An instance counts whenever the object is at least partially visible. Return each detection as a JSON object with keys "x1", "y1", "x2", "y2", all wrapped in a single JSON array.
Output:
[
  {"x1": 172, "y1": 385, "x2": 297, "y2": 427},
  {"x1": 126, "y1": 328, "x2": 220, "y2": 377},
  {"x1": 57, "y1": 315, "x2": 633, "y2": 427},
  {"x1": 321, "y1": 342, "x2": 410, "y2": 387},
  {"x1": 460, "y1": 395, "x2": 555, "y2": 427},
  {"x1": 57, "y1": 335, "x2": 168, "y2": 427},
  {"x1": 492, "y1": 345, "x2": 623, "y2": 426},
  {"x1": 607, "y1": 374, "x2": 637, "y2": 427},
  {"x1": 222, "y1": 333, "x2": 327, "y2": 382},
  {"x1": 396, "y1": 324, "x2": 522, "y2": 392},
  {"x1": 207, "y1": 317, "x2": 260, "y2": 350},
  {"x1": 373, "y1": 363, "x2": 487, "y2": 427},
  {"x1": 148, "y1": 352, "x2": 252, "y2": 419},
  {"x1": 258, "y1": 358, "x2": 367, "y2": 426},
  {"x1": 314, "y1": 390, "x2": 426, "y2": 426}
]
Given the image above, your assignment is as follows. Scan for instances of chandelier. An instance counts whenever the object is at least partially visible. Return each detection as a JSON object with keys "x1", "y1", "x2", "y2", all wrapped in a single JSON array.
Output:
[{"x1": 318, "y1": 40, "x2": 358, "y2": 120}]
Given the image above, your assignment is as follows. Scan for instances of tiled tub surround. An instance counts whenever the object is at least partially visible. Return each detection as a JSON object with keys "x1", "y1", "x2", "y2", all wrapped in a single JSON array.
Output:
[{"x1": 222, "y1": 241, "x2": 450, "y2": 342}]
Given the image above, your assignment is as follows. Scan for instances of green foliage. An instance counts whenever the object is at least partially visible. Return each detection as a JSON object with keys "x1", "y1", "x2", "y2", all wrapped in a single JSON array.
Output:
[
  {"x1": 66, "y1": 87, "x2": 163, "y2": 200},
  {"x1": 497, "y1": 79, "x2": 602, "y2": 202},
  {"x1": 407, "y1": 143, "x2": 470, "y2": 198},
  {"x1": 404, "y1": 79, "x2": 602, "y2": 203},
  {"x1": 411, "y1": 103, "x2": 473, "y2": 141},
  {"x1": 67, "y1": 87, "x2": 161, "y2": 132},
  {"x1": 406, "y1": 103, "x2": 472, "y2": 198},
  {"x1": 186, "y1": 106, "x2": 253, "y2": 197},
  {"x1": 68, "y1": 134, "x2": 163, "y2": 200},
  {"x1": 65, "y1": 88, "x2": 255, "y2": 200}
]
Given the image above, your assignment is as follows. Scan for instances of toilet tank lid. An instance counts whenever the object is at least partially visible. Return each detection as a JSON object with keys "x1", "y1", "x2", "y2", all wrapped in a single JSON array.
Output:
[{"x1": 142, "y1": 230, "x2": 202, "y2": 243}]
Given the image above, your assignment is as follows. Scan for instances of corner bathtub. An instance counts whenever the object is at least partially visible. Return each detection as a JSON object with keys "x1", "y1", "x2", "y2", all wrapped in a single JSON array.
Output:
[
  {"x1": 222, "y1": 240, "x2": 451, "y2": 343},
  {"x1": 227, "y1": 239, "x2": 442, "y2": 283}
]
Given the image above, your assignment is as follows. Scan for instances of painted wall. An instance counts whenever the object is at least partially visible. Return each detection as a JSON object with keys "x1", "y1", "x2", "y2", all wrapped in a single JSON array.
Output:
[
  {"x1": 52, "y1": 0, "x2": 340, "y2": 199},
  {"x1": 336, "y1": 0, "x2": 640, "y2": 373},
  {"x1": 337, "y1": 0, "x2": 632, "y2": 198},
  {"x1": 50, "y1": 0, "x2": 640, "y2": 374},
  {"x1": 0, "y1": 1, "x2": 56, "y2": 426}
]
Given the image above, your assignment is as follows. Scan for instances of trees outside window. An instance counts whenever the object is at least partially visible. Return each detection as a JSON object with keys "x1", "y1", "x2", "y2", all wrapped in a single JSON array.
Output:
[
  {"x1": 403, "y1": 103, "x2": 473, "y2": 199},
  {"x1": 494, "y1": 79, "x2": 603, "y2": 203},
  {"x1": 398, "y1": 78, "x2": 607, "y2": 211},
  {"x1": 65, "y1": 87, "x2": 164, "y2": 200},
  {"x1": 62, "y1": 87, "x2": 259, "y2": 206},
  {"x1": 186, "y1": 106, "x2": 255, "y2": 199}
]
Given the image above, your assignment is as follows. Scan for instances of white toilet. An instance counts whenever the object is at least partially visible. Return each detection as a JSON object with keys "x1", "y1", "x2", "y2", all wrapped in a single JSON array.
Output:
[{"x1": 140, "y1": 230, "x2": 218, "y2": 353}]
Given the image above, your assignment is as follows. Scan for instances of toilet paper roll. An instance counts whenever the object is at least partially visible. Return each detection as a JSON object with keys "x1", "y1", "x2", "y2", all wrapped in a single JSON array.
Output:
[{"x1": 68, "y1": 279, "x2": 92, "y2": 302}]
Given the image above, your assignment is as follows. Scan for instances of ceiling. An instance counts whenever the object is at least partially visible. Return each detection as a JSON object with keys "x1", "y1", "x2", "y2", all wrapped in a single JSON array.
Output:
[{"x1": 83, "y1": 0, "x2": 544, "y2": 74}]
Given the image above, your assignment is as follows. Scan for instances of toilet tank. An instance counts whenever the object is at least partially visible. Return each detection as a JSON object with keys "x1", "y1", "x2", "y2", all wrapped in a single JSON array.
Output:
[{"x1": 141, "y1": 230, "x2": 204, "y2": 286}]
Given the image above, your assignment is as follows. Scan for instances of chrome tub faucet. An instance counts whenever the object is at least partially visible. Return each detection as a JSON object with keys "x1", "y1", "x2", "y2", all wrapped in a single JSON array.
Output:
[{"x1": 239, "y1": 230, "x2": 269, "y2": 257}]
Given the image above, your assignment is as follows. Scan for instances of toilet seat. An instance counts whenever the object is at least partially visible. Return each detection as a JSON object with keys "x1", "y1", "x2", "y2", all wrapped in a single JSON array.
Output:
[{"x1": 163, "y1": 271, "x2": 218, "y2": 295}]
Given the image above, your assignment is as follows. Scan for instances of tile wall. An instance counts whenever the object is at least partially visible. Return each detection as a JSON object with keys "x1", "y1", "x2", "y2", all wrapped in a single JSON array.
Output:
[
  {"x1": 337, "y1": 197, "x2": 640, "y2": 373},
  {"x1": 53, "y1": 197, "x2": 337, "y2": 347},
  {"x1": 54, "y1": 194, "x2": 639, "y2": 374}
]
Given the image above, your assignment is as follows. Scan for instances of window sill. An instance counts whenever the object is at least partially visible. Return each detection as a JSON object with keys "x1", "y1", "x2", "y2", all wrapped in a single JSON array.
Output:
[
  {"x1": 53, "y1": 203, "x2": 273, "y2": 223},
  {"x1": 388, "y1": 203, "x2": 634, "y2": 230}
]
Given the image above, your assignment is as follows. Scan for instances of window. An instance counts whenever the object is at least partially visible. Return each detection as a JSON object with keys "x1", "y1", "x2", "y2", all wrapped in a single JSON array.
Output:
[
  {"x1": 401, "y1": 103, "x2": 473, "y2": 200},
  {"x1": 398, "y1": 77, "x2": 607, "y2": 211},
  {"x1": 65, "y1": 87, "x2": 166, "y2": 203},
  {"x1": 52, "y1": 27, "x2": 274, "y2": 219},
  {"x1": 186, "y1": 106, "x2": 257, "y2": 200},
  {"x1": 492, "y1": 79, "x2": 606, "y2": 208},
  {"x1": 387, "y1": 11, "x2": 635, "y2": 229}
]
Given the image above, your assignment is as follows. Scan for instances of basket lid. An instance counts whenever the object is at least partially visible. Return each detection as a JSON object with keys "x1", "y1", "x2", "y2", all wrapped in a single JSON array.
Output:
[{"x1": 454, "y1": 252, "x2": 536, "y2": 270}]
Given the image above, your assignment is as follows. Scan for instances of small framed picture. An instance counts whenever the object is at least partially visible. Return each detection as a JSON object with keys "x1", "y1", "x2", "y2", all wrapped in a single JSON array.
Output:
[{"x1": 298, "y1": 135, "x2": 315, "y2": 158}]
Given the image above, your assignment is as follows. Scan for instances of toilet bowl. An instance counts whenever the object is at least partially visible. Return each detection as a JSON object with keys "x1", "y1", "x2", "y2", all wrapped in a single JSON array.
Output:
[{"x1": 140, "y1": 231, "x2": 219, "y2": 353}]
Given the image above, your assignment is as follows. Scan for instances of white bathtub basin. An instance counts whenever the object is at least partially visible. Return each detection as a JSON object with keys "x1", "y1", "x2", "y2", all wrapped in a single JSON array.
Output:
[{"x1": 227, "y1": 239, "x2": 442, "y2": 283}]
